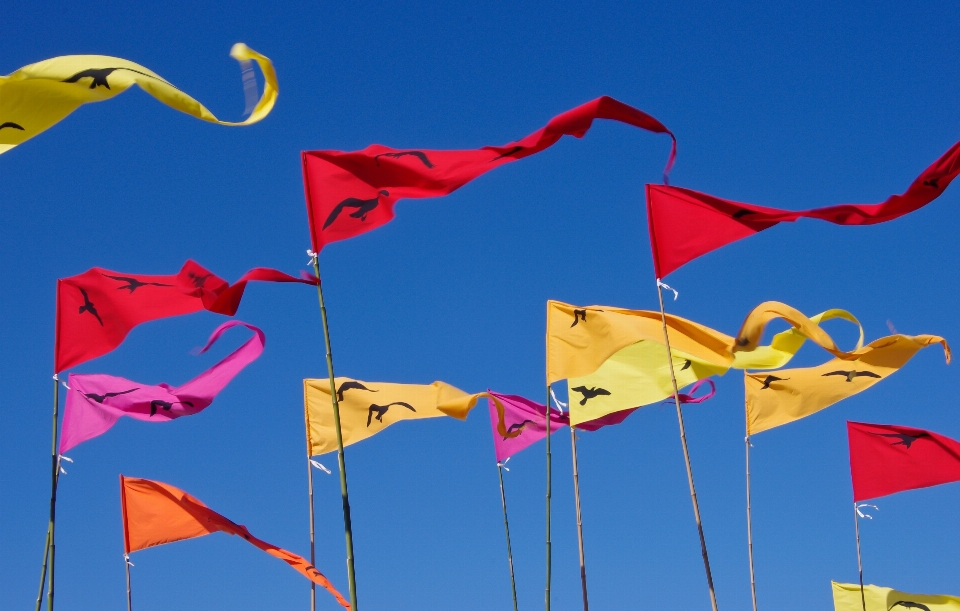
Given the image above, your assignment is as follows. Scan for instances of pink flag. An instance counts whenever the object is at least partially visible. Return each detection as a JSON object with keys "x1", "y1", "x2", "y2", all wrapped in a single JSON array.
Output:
[
  {"x1": 60, "y1": 321, "x2": 264, "y2": 453},
  {"x1": 487, "y1": 391, "x2": 568, "y2": 462}
]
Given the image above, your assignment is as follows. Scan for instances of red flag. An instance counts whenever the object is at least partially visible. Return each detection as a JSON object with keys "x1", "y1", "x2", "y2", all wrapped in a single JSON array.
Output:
[
  {"x1": 848, "y1": 421, "x2": 960, "y2": 502},
  {"x1": 120, "y1": 476, "x2": 349, "y2": 608},
  {"x1": 302, "y1": 96, "x2": 676, "y2": 251},
  {"x1": 646, "y1": 139, "x2": 960, "y2": 278},
  {"x1": 55, "y1": 260, "x2": 317, "y2": 372}
]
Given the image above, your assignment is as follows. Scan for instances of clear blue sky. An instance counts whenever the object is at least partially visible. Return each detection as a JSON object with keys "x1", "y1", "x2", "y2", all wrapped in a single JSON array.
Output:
[{"x1": 3, "y1": 1, "x2": 960, "y2": 609}]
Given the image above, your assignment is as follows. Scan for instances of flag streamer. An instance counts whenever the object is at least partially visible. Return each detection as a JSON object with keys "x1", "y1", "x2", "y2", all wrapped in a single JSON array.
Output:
[{"x1": 833, "y1": 581, "x2": 960, "y2": 611}]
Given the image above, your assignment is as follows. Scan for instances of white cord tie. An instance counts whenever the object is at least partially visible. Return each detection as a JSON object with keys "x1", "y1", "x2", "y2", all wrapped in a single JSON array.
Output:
[
  {"x1": 124, "y1": 554, "x2": 135, "y2": 567},
  {"x1": 309, "y1": 459, "x2": 331, "y2": 474},
  {"x1": 549, "y1": 388, "x2": 567, "y2": 411},
  {"x1": 53, "y1": 374, "x2": 59, "y2": 381},
  {"x1": 657, "y1": 279, "x2": 679, "y2": 300},
  {"x1": 856, "y1": 503, "x2": 879, "y2": 519},
  {"x1": 61, "y1": 380, "x2": 71, "y2": 390},
  {"x1": 306, "y1": 249, "x2": 318, "y2": 264},
  {"x1": 497, "y1": 457, "x2": 510, "y2": 471},
  {"x1": 58, "y1": 455, "x2": 73, "y2": 475}
]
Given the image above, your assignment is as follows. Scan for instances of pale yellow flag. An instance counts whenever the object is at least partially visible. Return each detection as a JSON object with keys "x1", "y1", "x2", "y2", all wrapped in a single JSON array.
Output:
[
  {"x1": 746, "y1": 334, "x2": 950, "y2": 435},
  {"x1": 0, "y1": 43, "x2": 277, "y2": 155},
  {"x1": 833, "y1": 581, "x2": 960, "y2": 610},
  {"x1": 304, "y1": 378, "x2": 479, "y2": 455}
]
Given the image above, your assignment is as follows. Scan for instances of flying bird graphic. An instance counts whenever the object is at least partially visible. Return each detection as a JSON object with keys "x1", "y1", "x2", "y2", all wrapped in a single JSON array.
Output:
[
  {"x1": 491, "y1": 145, "x2": 524, "y2": 161},
  {"x1": 323, "y1": 190, "x2": 390, "y2": 229},
  {"x1": 923, "y1": 179, "x2": 940, "y2": 189},
  {"x1": 336, "y1": 381, "x2": 377, "y2": 402},
  {"x1": 869, "y1": 432, "x2": 929, "y2": 449},
  {"x1": 890, "y1": 602, "x2": 932, "y2": 611},
  {"x1": 680, "y1": 359, "x2": 692, "y2": 371},
  {"x1": 503, "y1": 419, "x2": 535, "y2": 439},
  {"x1": 570, "y1": 386, "x2": 611, "y2": 405},
  {"x1": 570, "y1": 309, "x2": 588, "y2": 327},
  {"x1": 188, "y1": 272, "x2": 211, "y2": 288},
  {"x1": 60, "y1": 66, "x2": 163, "y2": 90},
  {"x1": 366, "y1": 402, "x2": 416, "y2": 426},
  {"x1": 83, "y1": 388, "x2": 139, "y2": 403},
  {"x1": 0, "y1": 122, "x2": 25, "y2": 131},
  {"x1": 759, "y1": 375, "x2": 789, "y2": 390},
  {"x1": 374, "y1": 151, "x2": 434, "y2": 168},
  {"x1": 77, "y1": 287, "x2": 104, "y2": 326},
  {"x1": 822, "y1": 370, "x2": 883, "y2": 382},
  {"x1": 732, "y1": 209, "x2": 755, "y2": 219},
  {"x1": 102, "y1": 274, "x2": 172, "y2": 293},
  {"x1": 149, "y1": 399, "x2": 195, "y2": 416}
]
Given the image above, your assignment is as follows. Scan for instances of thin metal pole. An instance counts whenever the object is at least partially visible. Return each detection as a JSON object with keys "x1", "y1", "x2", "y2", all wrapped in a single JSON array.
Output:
[
  {"x1": 545, "y1": 385, "x2": 552, "y2": 611},
  {"x1": 570, "y1": 428, "x2": 589, "y2": 611},
  {"x1": 656, "y1": 281, "x2": 719, "y2": 611},
  {"x1": 46, "y1": 375, "x2": 60, "y2": 611},
  {"x1": 124, "y1": 555, "x2": 133, "y2": 611},
  {"x1": 854, "y1": 503, "x2": 866, "y2": 611},
  {"x1": 497, "y1": 463, "x2": 519, "y2": 611},
  {"x1": 312, "y1": 257, "x2": 359, "y2": 611},
  {"x1": 745, "y1": 433, "x2": 758, "y2": 611},
  {"x1": 307, "y1": 455, "x2": 317, "y2": 611}
]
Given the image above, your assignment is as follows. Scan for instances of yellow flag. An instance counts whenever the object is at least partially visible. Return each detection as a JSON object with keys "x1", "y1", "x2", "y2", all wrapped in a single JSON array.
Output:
[
  {"x1": 0, "y1": 43, "x2": 277, "y2": 155},
  {"x1": 746, "y1": 334, "x2": 950, "y2": 435},
  {"x1": 833, "y1": 581, "x2": 960, "y2": 610},
  {"x1": 304, "y1": 378, "x2": 479, "y2": 455}
]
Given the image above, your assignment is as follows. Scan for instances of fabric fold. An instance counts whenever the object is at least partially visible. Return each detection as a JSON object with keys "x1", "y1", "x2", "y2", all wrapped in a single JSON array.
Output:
[{"x1": 832, "y1": 581, "x2": 960, "y2": 611}]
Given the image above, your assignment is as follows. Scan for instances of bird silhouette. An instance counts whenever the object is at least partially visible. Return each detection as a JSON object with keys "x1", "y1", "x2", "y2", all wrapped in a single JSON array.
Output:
[
  {"x1": 0, "y1": 122, "x2": 24, "y2": 131},
  {"x1": 491, "y1": 145, "x2": 523, "y2": 161},
  {"x1": 570, "y1": 386, "x2": 611, "y2": 405},
  {"x1": 570, "y1": 309, "x2": 588, "y2": 327},
  {"x1": 923, "y1": 179, "x2": 940, "y2": 189},
  {"x1": 103, "y1": 274, "x2": 172, "y2": 293},
  {"x1": 503, "y1": 419, "x2": 535, "y2": 439},
  {"x1": 83, "y1": 388, "x2": 138, "y2": 403},
  {"x1": 374, "y1": 151, "x2": 434, "y2": 168},
  {"x1": 149, "y1": 399, "x2": 194, "y2": 416},
  {"x1": 60, "y1": 66, "x2": 162, "y2": 90},
  {"x1": 732, "y1": 209, "x2": 755, "y2": 219},
  {"x1": 736, "y1": 337, "x2": 750, "y2": 347},
  {"x1": 188, "y1": 272, "x2": 211, "y2": 288},
  {"x1": 77, "y1": 287, "x2": 104, "y2": 326},
  {"x1": 890, "y1": 602, "x2": 932, "y2": 611},
  {"x1": 367, "y1": 402, "x2": 416, "y2": 426},
  {"x1": 870, "y1": 432, "x2": 929, "y2": 449},
  {"x1": 680, "y1": 359, "x2": 692, "y2": 371},
  {"x1": 336, "y1": 380, "x2": 377, "y2": 402},
  {"x1": 323, "y1": 190, "x2": 390, "y2": 229},
  {"x1": 822, "y1": 370, "x2": 882, "y2": 382},
  {"x1": 759, "y1": 375, "x2": 789, "y2": 390}
]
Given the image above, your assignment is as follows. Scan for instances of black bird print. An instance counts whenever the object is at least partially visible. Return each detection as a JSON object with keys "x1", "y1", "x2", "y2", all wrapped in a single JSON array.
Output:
[
  {"x1": 759, "y1": 375, "x2": 789, "y2": 390},
  {"x1": 0, "y1": 122, "x2": 25, "y2": 131},
  {"x1": 736, "y1": 337, "x2": 750, "y2": 347},
  {"x1": 890, "y1": 602, "x2": 932, "y2": 611},
  {"x1": 503, "y1": 419, "x2": 535, "y2": 439},
  {"x1": 923, "y1": 179, "x2": 940, "y2": 189},
  {"x1": 149, "y1": 399, "x2": 194, "y2": 416},
  {"x1": 680, "y1": 359, "x2": 692, "y2": 371},
  {"x1": 570, "y1": 309, "x2": 588, "y2": 327},
  {"x1": 77, "y1": 287, "x2": 104, "y2": 326},
  {"x1": 732, "y1": 209, "x2": 755, "y2": 219},
  {"x1": 83, "y1": 388, "x2": 139, "y2": 403},
  {"x1": 374, "y1": 151, "x2": 434, "y2": 168},
  {"x1": 491, "y1": 145, "x2": 523, "y2": 161},
  {"x1": 188, "y1": 272, "x2": 211, "y2": 288},
  {"x1": 822, "y1": 370, "x2": 882, "y2": 382},
  {"x1": 570, "y1": 386, "x2": 611, "y2": 406},
  {"x1": 336, "y1": 381, "x2": 377, "y2": 402},
  {"x1": 870, "y1": 432, "x2": 929, "y2": 449},
  {"x1": 323, "y1": 190, "x2": 390, "y2": 229},
  {"x1": 60, "y1": 67, "x2": 162, "y2": 90},
  {"x1": 103, "y1": 274, "x2": 172, "y2": 293},
  {"x1": 366, "y1": 402, "x2": 416, "y2": 426}
]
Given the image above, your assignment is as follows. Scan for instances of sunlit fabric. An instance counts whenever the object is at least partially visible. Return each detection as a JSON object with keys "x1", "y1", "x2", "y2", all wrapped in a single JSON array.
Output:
[{"x1": 833, "y1": 582, "x2": 960, "y2": 610}]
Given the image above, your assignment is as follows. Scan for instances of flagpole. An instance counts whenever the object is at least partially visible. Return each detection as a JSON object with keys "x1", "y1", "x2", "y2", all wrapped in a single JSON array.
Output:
[
  {"x1": 307, "y1": 453, "x2": 317, "y2": 611},
  {"x1": 312, "y1": 255, "x2": 359, "y2": 611},
  {"x1": 35, "y1": 528, "x2": 51, "y2": 611},
  {"x1": 497, "y1": 461, "x2": 519, "y2": 611},
  {"x1": 46, "y1": 375, "x2": 60, "y2": 611},
  {"x1": 745, "y1": 430, "x2": 758, "y2": 611},
  {"x1": 124, "y1": 554, "x2": 133, "y2": 611},
  {"x1": 545, "y1": 384, "x2": 552, "y2": 611},
  {"x1": 569, "y1": 427, "x2": 589, "y2": 611},
  {"x1": 853, "y1": 503, "x2": 866, "y2": 611},
  {"x1": 655, "y1": 280, "x2": 719, "y2": 611}
]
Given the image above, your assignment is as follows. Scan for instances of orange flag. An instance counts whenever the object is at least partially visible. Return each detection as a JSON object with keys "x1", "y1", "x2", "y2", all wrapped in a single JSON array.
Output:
[{"x1": 120, "y1": 476, "x2": 349, "y2": 609}]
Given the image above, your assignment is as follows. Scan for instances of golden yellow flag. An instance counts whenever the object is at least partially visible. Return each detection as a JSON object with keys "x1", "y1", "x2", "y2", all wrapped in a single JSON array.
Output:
[
  {"x1": 833, "y1": 581, "x2": 960, "y2": 610},
  {"x1": 304, "y1": 378, "x2": 479, "y2": 455},
  {"x1": 746, "y1": 334, "x2": 950, "y2": 435},
  {"x1": 0, "y1": 43, "x2": 277, "y2": 155}
]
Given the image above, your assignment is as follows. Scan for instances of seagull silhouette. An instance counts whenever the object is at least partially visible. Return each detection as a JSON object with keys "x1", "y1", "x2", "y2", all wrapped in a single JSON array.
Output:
[
  {"x1": 822, "y1": 370, "x2": 883, "y2": 382},
  {"x1": 374, "y1": 151, "x2": 434, "y2": 168},
  {"x1": 0, "y1": 122, "x2": 24, "y2": 131},
  {"x1": 188, "y1": 272, "x2": 211, "y2": 288},
  {"x1": 367, "y1": 402, "x2": 416, "y2": 426},
  {"x1": 923, "y1": 179, "x2": 940, "y2": 189},
  {"x1": 103, "y1": 274, "x2": 172, "y2": 293},
  {"x1": 890, "y1": 602, "x2": 932, "y2": 611},
  {"x1": 149, "y1": 399, "x2": 194, "y2": 416},
  {"x1": 77, "y1": 287, "x2": 104, "y2": 326},
  {"x1": 759, "y1": 375, "x2": 789, "y2": 389},
  {"x1": 870, "y1": 432, "x2": 929, "y2": 449},
  {"x1": 570, "y1": 386, "x2": 611, "y2": 405},
  {"x1": 60, "y1": 66, "x2": 163, "y2": 90},
  {"x1": 570, "y1": 309, "x2": 588, "y2": 327},
  {"x1": 323, "y1": 190, "x2": 390, "y2": 229},
  {"x1": 336, "y1": 380, "x2": 377, "y2": 402},
  {"x1": 680, "y1": 359, "x2": 692, "y2": 371},
  {"x1": 503, "y1": 419, "x2": 535, "y2": 439},
  {"x1": 83, "y1": 388, "x2": 138, "y2": 403},
  {"x1": 732, "y1": 209, "x2": 755, "y2": 219},
  {"x1": 491, "y1": 145, "x2": 523, "y2": 161}
]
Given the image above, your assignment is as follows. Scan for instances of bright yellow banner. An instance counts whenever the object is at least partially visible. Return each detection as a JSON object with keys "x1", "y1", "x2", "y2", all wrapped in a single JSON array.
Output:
[
  {"x1": 0, "y1": 43, "x2": 277, "y2": 155},
  {"x1": 746, "y1": 334, "x2": 950, "y2": 435},
  {"x1": 833, "y1": 581, "x2": 960, "y2": 610},
  {"x1": 304, "y1": 378, "x2": 478, "y2": 455}
]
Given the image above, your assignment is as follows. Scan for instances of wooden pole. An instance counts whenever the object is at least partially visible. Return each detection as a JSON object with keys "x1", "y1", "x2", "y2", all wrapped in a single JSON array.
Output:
[
  {"x1": 312, "y1": 256, "x2": 359, "y2": 611},
  {"x1": 854, "y1": 503, "x2": 866, "y2": 611},
  {"x1": 35, "y1": 528, "x2": 51, "y2": 611},
  {"x1": 656, "y1": 281, "x2": 719, "y2": 611},
  {"x1": 544, "y1": 385, "x2": 552, "y2": 611},
  {"x1": 745, "y1": 432, "x2": 758, "y2": 611},
  {"x1": 497, "y1": 462, "x2": 519, "y2": 611},
  {"x1": 124, "y1": 555, "x2": 133, "y2": 611},
  {"x1": 570, "y1": 427, "x2": 589, "y2": 611},
  {"x1": 307, "y1": 454, "x2": 317, "y2": 611},
  {"x1": 46, "y1": 375, "x2": 60, "y2": 611}
]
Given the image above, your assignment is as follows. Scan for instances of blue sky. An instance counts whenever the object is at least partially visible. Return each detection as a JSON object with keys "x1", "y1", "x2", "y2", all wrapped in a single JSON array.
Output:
[{"x1": 3, "y1": 1, "x2": 960, "y2": 609}]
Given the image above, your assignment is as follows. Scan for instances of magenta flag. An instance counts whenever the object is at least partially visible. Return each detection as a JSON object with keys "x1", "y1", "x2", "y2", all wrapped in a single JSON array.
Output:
[
  {"x1": 487, "y1": 391, "x2": 568, "y2": 462},
  {"x1": 59, "y1": 321, "x2": 264, "y2": 453}
]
